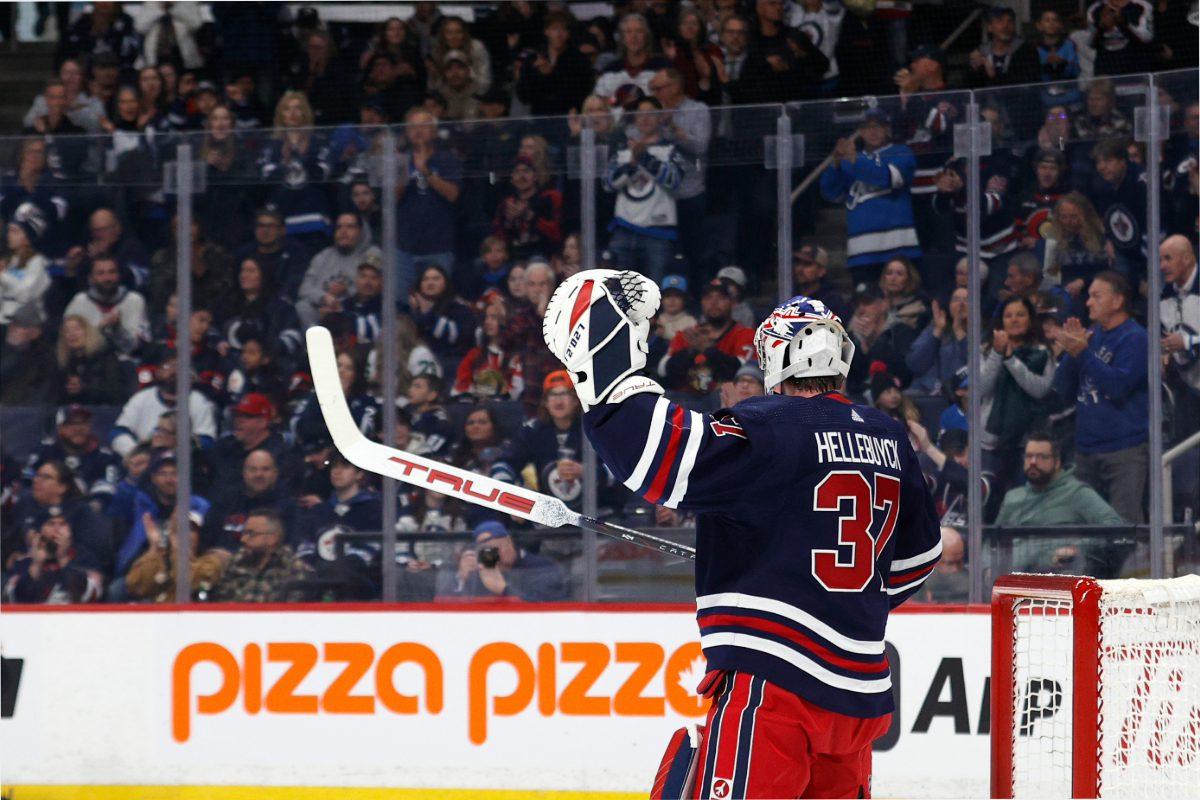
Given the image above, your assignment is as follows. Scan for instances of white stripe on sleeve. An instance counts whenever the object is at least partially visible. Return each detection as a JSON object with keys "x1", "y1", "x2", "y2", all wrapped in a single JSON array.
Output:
[
  {"x1": 624, "y1": 397, "x2": 670, "y2": 492},
  {"x1": 890, "y1": 539, "x2": 943, "y2": 572},
  {"x1": 663, "y1": 410, "x2": 704, "y2": 509}
]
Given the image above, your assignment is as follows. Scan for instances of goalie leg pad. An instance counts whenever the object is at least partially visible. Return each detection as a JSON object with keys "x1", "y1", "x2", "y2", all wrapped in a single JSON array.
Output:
[{"x1": 650, "y1": 724, "x2": 704, "y2": 800}]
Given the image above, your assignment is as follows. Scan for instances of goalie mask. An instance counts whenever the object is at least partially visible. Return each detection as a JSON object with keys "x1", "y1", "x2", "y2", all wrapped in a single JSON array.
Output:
[
  {"x1": 542, "y1": 270, "x2": 662, "y2": 410},
  {"x1": 754, "y1": 296, "x2": 855, "y2": 392}
]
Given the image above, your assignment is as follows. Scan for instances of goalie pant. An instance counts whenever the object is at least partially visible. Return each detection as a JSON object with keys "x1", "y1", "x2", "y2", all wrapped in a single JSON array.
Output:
[
  {"x1": 652, "y1": 671, "x2": 890, "y2": 800},
  {"x1": 583, "y1": 390, "x2": 942, "y2": 721}
]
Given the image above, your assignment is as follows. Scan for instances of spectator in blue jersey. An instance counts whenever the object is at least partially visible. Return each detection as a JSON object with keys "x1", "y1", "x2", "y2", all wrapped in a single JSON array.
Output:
[
  {"x1": 409, "y1": 264, "x2": 476, "y2": 363},
  {"x1": 295, "y1": 452, "x2": 381, "y2": 600},
  {"x1": 820, "y1": 107, "x2": 920, "y2": 286},
  {"x1": 25, "y1": 405, "x2": 123, "y2": 509},
  {"x1": 218, "y1": 256, "x2": 303, "y2": 373},
  {"x1": 1052, "y1": 272, "x2": 1148, "y2": 523},
  {"x1": 257, "y1": 92, "x2": 334, "y2": 250},
  {"x1": 404, "y1": 374, "x2": 456, "y2": 460},
  {"x1": 966, "y1": 7, "x2": 1041, "y2": 89},
  {"x1": 603, "y1": 97, "x2": 684, "y2": 284},
  {"x1": 907, "y1": 286, "x2": 969, "y2": 395},
  {"x1": 1088, "y1": 138, "x2": 1147, "y2": 282},
  {"x1": 111, "y1": 451, "x2": 211, "y2": 589},
  {"x1": 492, "y1": 371, "x2": 610, "y2": 515},
  {"x1": 232, "y1": 207, "x2": 312, "y2": 303},
  {"x1": 435, "y1": 520, "x2": 568, "y2": 602},
  {"x1": 396, "y1": 108, "x2": 463, "y2": 301},
  {"x1": 343, "y1": 259, "x2": 383, "y2": 346}
]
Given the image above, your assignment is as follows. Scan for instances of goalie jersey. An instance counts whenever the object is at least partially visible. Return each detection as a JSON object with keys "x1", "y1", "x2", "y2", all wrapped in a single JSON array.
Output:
[{"x1": 585, "y1": 390, "x2": 942, "y2": 718}]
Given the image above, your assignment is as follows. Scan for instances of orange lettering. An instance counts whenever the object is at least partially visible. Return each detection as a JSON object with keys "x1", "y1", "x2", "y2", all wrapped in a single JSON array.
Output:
[
  {"x1": 536, "y1": 643, "x2": 556, "y2": 716},
  {"x1": 264, "y1": 643, "x2": 318, "y2": 713},
  {"x1": 171, "y1": 642, "x2": 239, "y2": 742},
  {"x1": 666, "y1": 642, "x2": 709, "y2": 718},
  {"x1": 322, "y1": 643, "x2": 375, "y2": 714},
  {"x1": 614, "y1": 642, "x2": 666, "y2": 716},
  {"x1": 376, "y1": 642, "x2": 444, "y2": 715},
  {"x1": 243, "y1": 644, "x2": 262, "y2": 714},
  {"x1": 559, "y1": 643, "x2": 610, "y2": 716},
  {"x1": 469, "y1": 642, "x2": 534, "y2": 744}
]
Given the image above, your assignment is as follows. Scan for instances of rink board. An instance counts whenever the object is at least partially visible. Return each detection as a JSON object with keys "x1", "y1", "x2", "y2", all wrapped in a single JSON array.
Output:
[{"x1": 0, "y1": 604, "x2": 991, "y2": 798}]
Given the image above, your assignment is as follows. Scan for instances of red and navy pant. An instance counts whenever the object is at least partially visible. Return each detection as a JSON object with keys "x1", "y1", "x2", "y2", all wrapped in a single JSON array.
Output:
[{"x1": 690, "y1": 670, "x2": 891, "y2": 799}]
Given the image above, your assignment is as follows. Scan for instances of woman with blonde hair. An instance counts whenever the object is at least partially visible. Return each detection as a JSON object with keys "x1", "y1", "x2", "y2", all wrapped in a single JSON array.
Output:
[
  {"x1": 56, "y1": 314, "x2": 126, "y2": 405},
  {"x1": 1043, "y1": 191, "x2": 1109, "y2": 315},
  {"x1": 258, "y1": 91, "x2": 333, "y2": 248},
  {"x1": 878, "y1": 257, "x2": 930, "y2": 332}
]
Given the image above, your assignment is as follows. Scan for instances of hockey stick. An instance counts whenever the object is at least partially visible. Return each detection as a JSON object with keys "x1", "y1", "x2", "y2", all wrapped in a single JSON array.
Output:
[{"x1": 305, "y1": 326, "x2": 696, "y2": 561}]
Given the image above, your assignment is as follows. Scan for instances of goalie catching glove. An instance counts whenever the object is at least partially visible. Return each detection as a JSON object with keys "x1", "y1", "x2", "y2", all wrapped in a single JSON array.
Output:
[{"x1": 542, "y1": 269, "x2": 664, "y2": 411}]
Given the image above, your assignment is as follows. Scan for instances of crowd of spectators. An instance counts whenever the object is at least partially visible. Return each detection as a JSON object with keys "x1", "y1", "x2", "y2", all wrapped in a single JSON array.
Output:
[{"x1": 0, "y1": 1, "x2": 1197, "y2": 605}]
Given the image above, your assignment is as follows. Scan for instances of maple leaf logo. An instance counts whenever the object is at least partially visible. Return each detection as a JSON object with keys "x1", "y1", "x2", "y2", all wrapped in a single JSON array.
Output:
[{"x1": 676, "y1": 655, "x2": 708, "y2": 697}]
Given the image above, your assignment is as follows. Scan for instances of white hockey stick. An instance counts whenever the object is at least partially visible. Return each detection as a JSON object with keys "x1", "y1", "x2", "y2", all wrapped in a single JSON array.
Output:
[{"x1": 305, "y1": 326, "x2": 696, "y2": 561}]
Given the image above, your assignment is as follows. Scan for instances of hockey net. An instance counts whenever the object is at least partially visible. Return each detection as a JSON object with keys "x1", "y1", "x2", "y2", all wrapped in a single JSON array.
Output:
[{"x1": 992, "y1": 574, "x2": 1200, "y2": 799}]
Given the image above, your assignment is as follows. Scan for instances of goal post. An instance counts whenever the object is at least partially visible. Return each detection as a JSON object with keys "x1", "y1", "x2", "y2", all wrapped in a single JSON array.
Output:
[{"x1": 991, "y1": 573, "x2": 1200, "y2": 799}]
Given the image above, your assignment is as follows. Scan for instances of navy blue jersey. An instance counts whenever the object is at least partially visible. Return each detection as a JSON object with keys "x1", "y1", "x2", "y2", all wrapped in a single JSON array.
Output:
[{"x1": 584, "y1": 391, "x2": 941, "y2": 718}]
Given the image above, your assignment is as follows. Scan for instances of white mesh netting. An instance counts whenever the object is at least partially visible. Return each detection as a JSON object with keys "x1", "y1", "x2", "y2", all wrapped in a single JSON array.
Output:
[
  {"x1": 1010, "y1": 596, "x2": 1075, "y2": 798},
  {"x1": 1007, "y1": 575, "x2": 1200, "y2": 799},
  {"x1": 1095, "y1": 577, "x2": 1200, "y2": 798}
]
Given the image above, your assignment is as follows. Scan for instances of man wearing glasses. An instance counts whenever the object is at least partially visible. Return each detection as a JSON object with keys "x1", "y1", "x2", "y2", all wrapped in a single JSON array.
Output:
[{"x1": 995, "y1": 432, "x2": 1122, "y2": 574}]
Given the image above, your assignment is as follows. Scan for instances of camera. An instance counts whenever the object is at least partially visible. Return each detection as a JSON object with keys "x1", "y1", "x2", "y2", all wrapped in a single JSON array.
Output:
[{"x1": 478, "y1": 546, "x2": 500, "y2": 569}]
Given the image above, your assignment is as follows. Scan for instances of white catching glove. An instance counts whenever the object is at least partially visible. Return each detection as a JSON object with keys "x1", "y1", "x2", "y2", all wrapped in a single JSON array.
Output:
[{"x1": 542, "y1": 269, "x2": 665, "y2": 411}]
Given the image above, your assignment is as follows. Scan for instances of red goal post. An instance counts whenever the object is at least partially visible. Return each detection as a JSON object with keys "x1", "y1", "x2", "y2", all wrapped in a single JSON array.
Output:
[{"x1": 991, "y1": 573, "x2": 1200, "y2": 799}]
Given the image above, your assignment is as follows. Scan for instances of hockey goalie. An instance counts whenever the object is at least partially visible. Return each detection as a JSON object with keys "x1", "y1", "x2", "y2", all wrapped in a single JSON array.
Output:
[{"x1": 542, "y1": 270, "x2": 943, "y2": 799}]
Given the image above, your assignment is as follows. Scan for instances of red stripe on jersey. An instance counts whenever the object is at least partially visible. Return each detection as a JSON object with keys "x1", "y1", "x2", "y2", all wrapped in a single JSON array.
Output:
[
  {"x1": 569, "y1": 280, "x2": 594, "y2": 330},
  {"x1": 645, "y1": 405, "x2": 686, "y2": 504},
  {"x1": 699, "y1": 613, "x2": 889, "y2": 675},
  {"x1": 710, "y1": 673, "x2": 754, "y2": 797},
  {"x1": 824, "y1": 392, "x2": 853, "y2": 404},
  {"x1": 889, "y1": 561, "x2": 938, "y2": 586}
]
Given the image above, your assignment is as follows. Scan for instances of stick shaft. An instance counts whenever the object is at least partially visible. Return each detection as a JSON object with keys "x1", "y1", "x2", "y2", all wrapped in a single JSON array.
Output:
[{"x1": 305, "y1": 326, "x2": 696, "y2": 560}]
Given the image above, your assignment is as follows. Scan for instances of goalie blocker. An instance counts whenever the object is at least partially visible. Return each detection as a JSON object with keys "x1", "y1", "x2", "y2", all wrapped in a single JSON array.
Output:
[{"x1": 544, "y1": 272, "x2": 942, "y2": 799}]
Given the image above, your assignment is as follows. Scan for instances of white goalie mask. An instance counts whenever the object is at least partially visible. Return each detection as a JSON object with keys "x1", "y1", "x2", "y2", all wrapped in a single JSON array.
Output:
[{"x1": 754, "y1": 296, "x2": 855, "y2": 392}]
